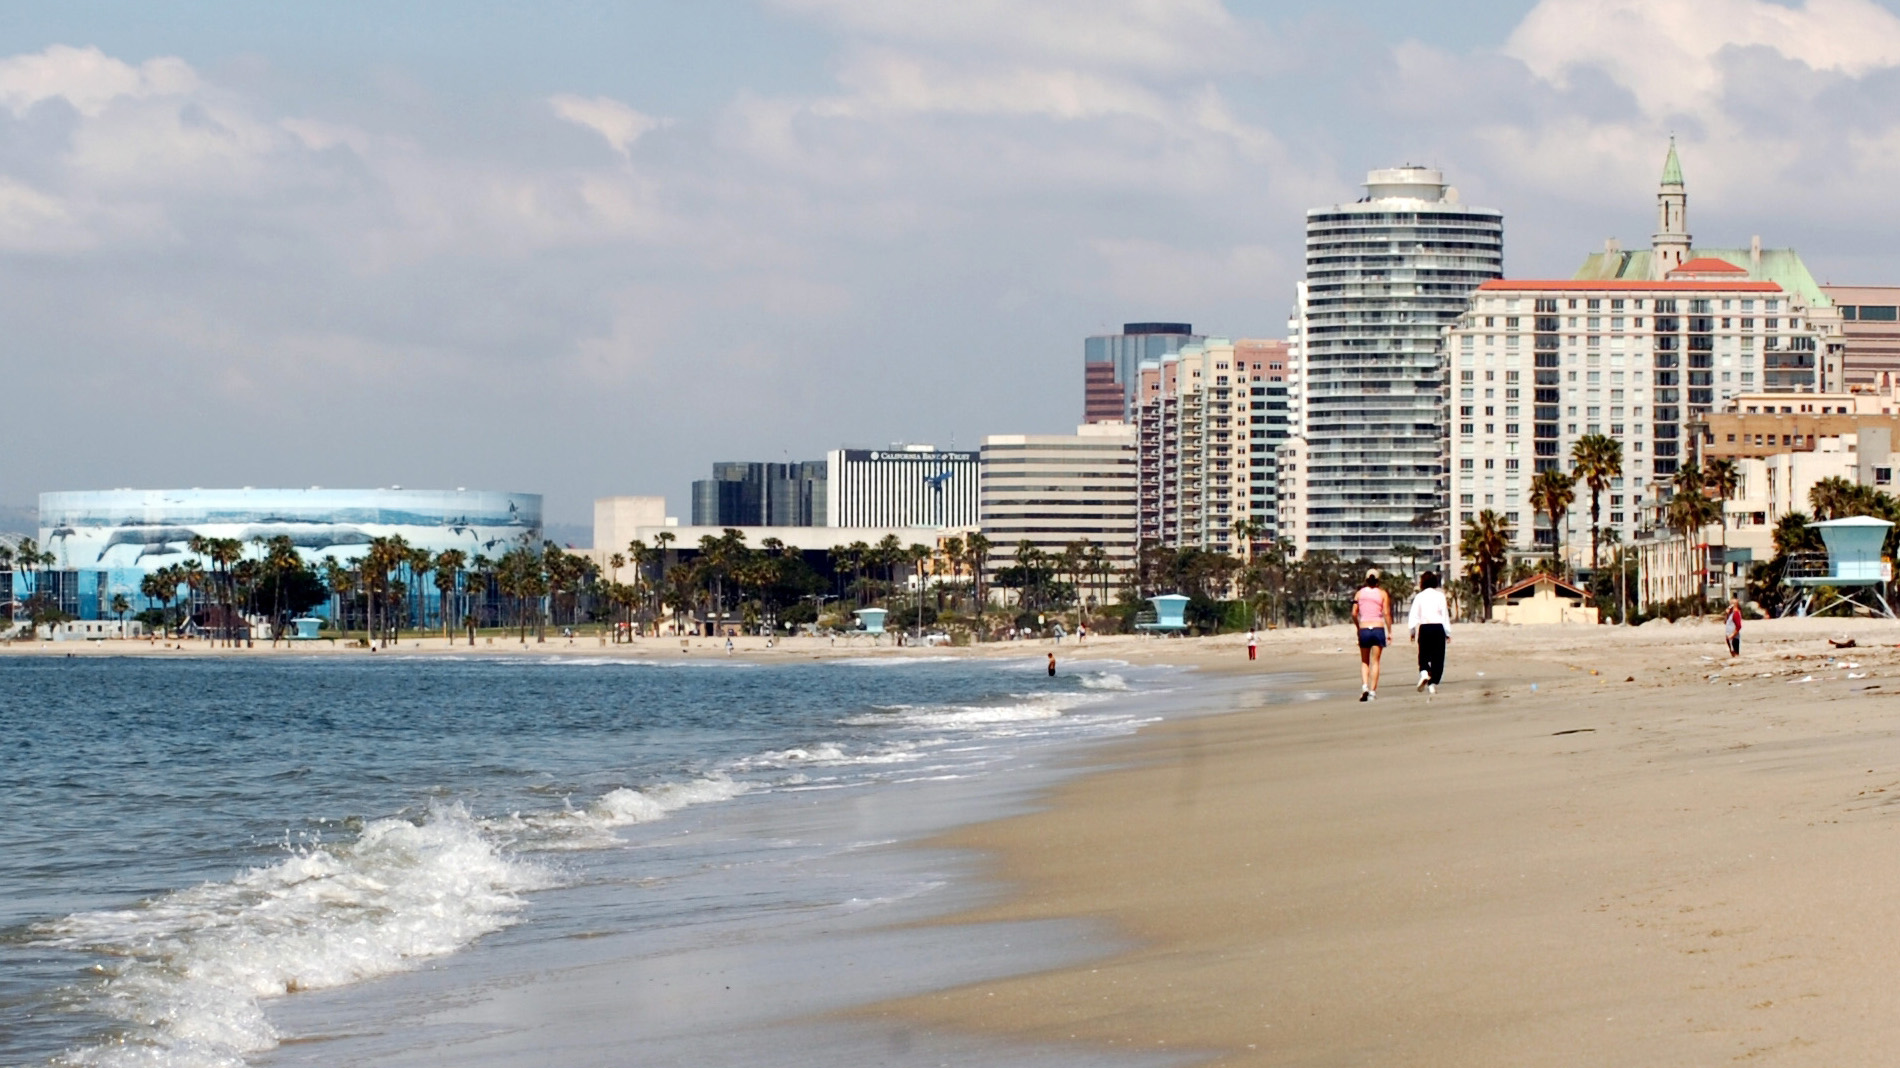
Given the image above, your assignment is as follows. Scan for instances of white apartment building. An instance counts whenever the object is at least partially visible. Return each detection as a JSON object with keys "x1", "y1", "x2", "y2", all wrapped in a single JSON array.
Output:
[
  {"x1": 1132, "y1": 339, "x2": 1290, "y2": 555},
  {"x1": 1285, "y1": 166, "x2": 1503, "y2": 567},
  {"x1": 979, "y1": 423, "x2": 1138, "y2": 575},
  {"x1": 1446, "y1": 142, "x2": 1839, "y2": 577}
]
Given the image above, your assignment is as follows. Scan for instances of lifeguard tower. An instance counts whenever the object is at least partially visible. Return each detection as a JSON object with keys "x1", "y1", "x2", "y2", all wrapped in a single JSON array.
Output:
[
  {"x1": 853, "y1": 607, "x2": 888, "y2": 636},
  {"x1": 1782, "y1": 515, "x2": 1895, "y2": 618},
  {"x1": 1135, "y1": 593, "x2": 1190, "y2": 635}
]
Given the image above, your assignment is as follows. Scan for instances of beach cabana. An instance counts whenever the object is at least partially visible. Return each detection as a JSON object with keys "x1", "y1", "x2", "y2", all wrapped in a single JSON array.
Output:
[
  {"x1": 853, "y1": 608, "x2": 888, "y2": 636},
  {"x1": 1495, "y1": 574, "x2": 1598, "y2": 625},
  {"x1": 1135, "y1": 594, "x2": 1190, "y2": 635}
]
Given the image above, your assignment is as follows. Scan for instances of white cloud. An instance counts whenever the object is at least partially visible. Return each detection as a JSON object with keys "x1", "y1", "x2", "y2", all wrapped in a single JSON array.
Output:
[
  {"x1": 768, "y1": 0, "x2": 1245, "y2": 71},
  {"x1": 548, "y1": 93, "x2": 664, "y2": 158},
  {"x1": 1506, "y1": 0, "x2": 1900, "y2": 115},
  {"x1": 0, "y1": 44, "x2": 196, "y2": 117}
]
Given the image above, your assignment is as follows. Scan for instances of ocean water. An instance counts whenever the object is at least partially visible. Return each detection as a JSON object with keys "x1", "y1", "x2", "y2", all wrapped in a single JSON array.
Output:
[{"x1": 0, "y1": 653, "x2": 1183, "y2": 1068}]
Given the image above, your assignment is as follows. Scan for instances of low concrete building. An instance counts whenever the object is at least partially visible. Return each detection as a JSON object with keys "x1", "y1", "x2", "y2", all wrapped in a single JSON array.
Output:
[{"x1": 1496, "y1": 574, "x2": 1599, "y2": 625}]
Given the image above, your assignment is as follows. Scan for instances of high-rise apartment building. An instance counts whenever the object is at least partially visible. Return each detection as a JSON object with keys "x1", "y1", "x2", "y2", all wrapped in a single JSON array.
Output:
[
  {"x1": 826, "y1": 446, "x2": 979, "y2": 528},
  {"x1": 1084, "y1": 322, "x2": 1203, "y2": 423},
  {"x1": 1444, "y1": 141, "x2": 1847, "y2": 575},
  {"x1": 1133, "y1": 339, "x2": 1289, "y2": 555},
  {"x1": 691, "y1": 461, "x2": 826, "y2": 527},
  {"x1": 1445, "y1": 276, "x2": 1822, "y2": 573},
  {"x1": 1284, "y1": 167, "x2": 1504, "y2": 566},
  {"x1": 980, "y1": 423, "x2": 1138, "y2": 575}
]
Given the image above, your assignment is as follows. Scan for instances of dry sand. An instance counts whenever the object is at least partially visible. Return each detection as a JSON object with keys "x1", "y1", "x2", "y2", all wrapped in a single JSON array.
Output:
[{"x1": 859, "y1": 617, "x2": 1900, "y2": 1066}]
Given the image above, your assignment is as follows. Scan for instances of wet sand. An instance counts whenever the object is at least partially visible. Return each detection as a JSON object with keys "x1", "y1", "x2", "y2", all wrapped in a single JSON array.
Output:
[{"x1": 864, "y1": 618, "x2": 1900, "y2": 1066}]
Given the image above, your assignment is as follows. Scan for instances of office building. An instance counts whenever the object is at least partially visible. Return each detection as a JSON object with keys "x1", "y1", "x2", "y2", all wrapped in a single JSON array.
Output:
[
  {"x1": 1084, "y1": 322, "x2": 1203, "y2": 423},
  {"x1": 1133, "y1": 339, "x2": 1289, "y2": 555},
  {"x1": 826, "y1": 446, "x2": 978, "y2": 529},
  {"x1": 1284, "y1": 166, "x2": 1504, "y2": 566},
  {"x1": 37, "y1": 487, "x2": 542, "y2": 615},
  {"x1": 1821, "y1": 286, "x2": 1900, "y2": 389},
  {"x1": 690, "y1": 461, "x2": 826, "y2": 527},
  {"x1": 980, "y1": 423, "x2": 1138, "y2": 575}
]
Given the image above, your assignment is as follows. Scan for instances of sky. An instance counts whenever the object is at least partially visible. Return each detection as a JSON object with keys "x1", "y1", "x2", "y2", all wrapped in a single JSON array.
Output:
[{"x1": 5, "y1": 0, "x2": 1900, "y2": 531}]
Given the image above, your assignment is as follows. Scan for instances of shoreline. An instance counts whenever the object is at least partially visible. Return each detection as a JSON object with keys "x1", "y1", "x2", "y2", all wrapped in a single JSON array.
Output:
[{"x1": 856, "y1": 617, "x2": 1900, "y2": 1066}]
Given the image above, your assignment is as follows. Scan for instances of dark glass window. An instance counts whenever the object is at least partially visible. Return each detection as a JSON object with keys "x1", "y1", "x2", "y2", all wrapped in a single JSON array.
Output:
[{"x1": 1861, "y1": 305, "x2": 1898, "y2": 322}]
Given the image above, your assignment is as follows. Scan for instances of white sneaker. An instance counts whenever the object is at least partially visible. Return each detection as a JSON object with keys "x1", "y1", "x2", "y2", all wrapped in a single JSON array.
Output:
[
  {"x1": 1368, "y1": 690, "x2": 1377, "y2": 701},
  {"x1": 1428, "y1": 683, "x2": 1436, "y2": 695},
  {"x1": 1417, "y1": 670, "x2": 1430, "y2": 692}
]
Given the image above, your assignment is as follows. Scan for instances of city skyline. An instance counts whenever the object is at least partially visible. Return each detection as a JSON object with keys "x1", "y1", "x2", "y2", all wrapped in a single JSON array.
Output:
[{"x1": 5, "y1": 1, "x2": 1900, "y2": 525}]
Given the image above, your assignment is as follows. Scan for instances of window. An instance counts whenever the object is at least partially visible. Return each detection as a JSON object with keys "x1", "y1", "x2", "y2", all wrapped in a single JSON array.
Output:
[
  {"x1": 1506, "y1": 370, "x2": 1520, "y2": 383},
  {"x1": 1506, "y1": 317, "x2": 1520, "y2": 329},
  {"x1": 1612, "y1": 299, "x2": 1625, "y2": 310},
  {"x1": 1461, "y1": 370, "x2": 1475, "y2": 382},
  {"x1": 1461, "y1": 388, "x2": 1475, "y2": 399},
  {"x1": 1506, "y1": 387, "x2": 1520, "y2": 399},
  {"x1": 1506, "y1": 458, "x2": 1520, "y2": 471},
  {"x1": 1460, "y1": 494, "x2": 1474, "y2": 505},
  {"x1": 1861, "y1": 305, "x2": 1899, "y2": 322},
  {"x1": 1483, "y1": 457, "x2": 1495, "y2": 469},
  {"x1": 1879, "y1": 467, "x2": 1895, "y2": 486},
  {"x1": 1460, "y1": 458, "x2": 1474, "y2": 470}
]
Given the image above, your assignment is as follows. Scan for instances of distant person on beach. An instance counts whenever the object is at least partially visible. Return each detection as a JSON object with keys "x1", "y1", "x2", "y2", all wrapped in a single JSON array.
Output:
[
  {"x1": 1407, "y1": 570, "x2": 1451, "y2": 695},
  {"x1": 1725, "y1": 595, "x2": 1744, "y2": 657},
  {"x1": 1352, "y1": 570, "x2": 1391, "y2": 701},
  {"x1": 1246, "y1": 629, "x2": 1258, "y2": 661},
  {"x1": 1047, "y1": 652, "x2": 1057, "y2": 677},
  {"x1": 725, "y1": 636, "x2": 734, "y2": 655}
]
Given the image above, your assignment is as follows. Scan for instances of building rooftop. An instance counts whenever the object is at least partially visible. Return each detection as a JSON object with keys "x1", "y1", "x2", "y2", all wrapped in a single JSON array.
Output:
[
  {"x1": 1477, "y1": 278, "x2": 1781, "y2": 292},
  {"x1": 1670, "y1": 257, "x2": 1747, "y2": 275},
  {"x1": 1573, "y1": 247, "x2": 1831, "y2": 305}
]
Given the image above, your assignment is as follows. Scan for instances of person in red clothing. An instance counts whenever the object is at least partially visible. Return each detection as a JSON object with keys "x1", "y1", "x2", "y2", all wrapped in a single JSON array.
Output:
[
  {"x1": 1724, "y1": 595, "x2": 1744, "y2": 657},
  {"x1": 1246, "y1": 629, "x2": 1257, "y2": 661}
]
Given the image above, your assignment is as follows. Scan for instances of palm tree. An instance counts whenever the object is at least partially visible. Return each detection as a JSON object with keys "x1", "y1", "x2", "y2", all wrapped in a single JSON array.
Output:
[
  {"x1": 1570, "y1": 434, "x2": 1623, "y2": 571},
  {"x1": 1704, "y1": 458, "x2": 1740, "y2": 528},
  {"x1": 139, "y1": 570, "x2": 172, "y2": 633},
  {"x1": 1528, "y1": 468, "x2": 1577, "y2": 572},
  {"x1": 433, "y1": 549, "x2": 467, "y2": 641},
  {"x1": 965, "y1": 532, "x2": 992, "y2": 637},
  {"x1": 111, "y1": 593, "x2": 130, "y2": 635},
  {"x1": 1460, "y1": 510, "x2": 1512, "y2": 620}
]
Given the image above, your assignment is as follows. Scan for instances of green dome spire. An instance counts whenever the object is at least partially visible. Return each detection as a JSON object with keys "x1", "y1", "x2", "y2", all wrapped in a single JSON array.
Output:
[{"x1": 1661, "y1": 137, "x2": 1684, "y2": 187}]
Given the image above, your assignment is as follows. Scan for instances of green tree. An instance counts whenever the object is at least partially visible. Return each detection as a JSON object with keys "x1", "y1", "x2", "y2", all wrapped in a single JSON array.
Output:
[
  {"x1": 1528, "y1": 468, "x2": 1577, "y2": 572},
  {"x1": 1570, "y1": 434, "x2": 1623, "y2": 571},
  {"x1": 1460, "y1": 510, "x2": 1512, "y2": 620}
]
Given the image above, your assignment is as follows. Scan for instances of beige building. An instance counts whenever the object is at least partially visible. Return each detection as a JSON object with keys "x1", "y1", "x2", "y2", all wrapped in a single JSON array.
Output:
[
  {"x1": 1821, "y1": 286, "x2": 1900, "y2": 389},
  {"x1": 980, "y1": 422, "x2": 1138, "y2": 576},
  {"x1": 586, "y1": 494, "x2": 923, "y2": 583},
  {"x1": 1495, "y1": 574, "x2": 1599, "y2": 625}
]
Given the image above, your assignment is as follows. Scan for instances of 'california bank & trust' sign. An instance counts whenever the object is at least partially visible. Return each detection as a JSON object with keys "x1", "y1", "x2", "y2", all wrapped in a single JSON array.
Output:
[{"x1": 858, "y1": 451, "x2": 975, "y2": 463}]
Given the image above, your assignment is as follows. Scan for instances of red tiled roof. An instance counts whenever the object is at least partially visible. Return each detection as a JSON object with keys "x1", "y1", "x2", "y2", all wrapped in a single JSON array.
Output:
[
  {"x1": 1669, "y1": 257, "x2": 1747, "y2": 274},
  {"x1": 1477, "y1": 279, "x2": 1781, "y2": 292},
  {"x1": 1495, "y1": 573, "x2": 1591, "y2": 600}
]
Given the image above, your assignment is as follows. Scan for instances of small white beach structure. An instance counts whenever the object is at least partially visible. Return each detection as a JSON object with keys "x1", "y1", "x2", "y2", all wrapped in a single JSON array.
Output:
[
  {"x1": 1135, "y1": 594, "x2": 1190, "y2": 635},
  {"x1": 853, "y1": 607, "x2": 888, "y2": 636},
  {"x1": 1782, "y1": 515, "x2": 1895, "y2": 618}
]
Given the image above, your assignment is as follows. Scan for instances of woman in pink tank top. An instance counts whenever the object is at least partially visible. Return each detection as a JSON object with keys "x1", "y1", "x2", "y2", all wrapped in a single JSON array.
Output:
[{"x1": 1351, "y1": 570, "x2": 1392, "y2": 701}]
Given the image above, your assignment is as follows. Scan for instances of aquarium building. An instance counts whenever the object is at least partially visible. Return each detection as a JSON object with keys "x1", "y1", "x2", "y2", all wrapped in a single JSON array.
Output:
[{"x1": 35, "y1": 488, "x2": 542, "y2": 617}]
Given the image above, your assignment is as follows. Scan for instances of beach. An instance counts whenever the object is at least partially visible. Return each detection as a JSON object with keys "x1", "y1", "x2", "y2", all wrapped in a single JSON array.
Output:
[
  {"x1": 14, "y1": 618, "x2": 1900, "y2": 1067},
  {"x1": 864, "y1": 617, "x2": 1900, "y2": 1066}
]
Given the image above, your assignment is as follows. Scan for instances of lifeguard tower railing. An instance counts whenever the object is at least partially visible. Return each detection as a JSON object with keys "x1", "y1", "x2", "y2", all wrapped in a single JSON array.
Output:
[{"x1": 1781, "y1": 516, "x2": 1895, "y2": 619}]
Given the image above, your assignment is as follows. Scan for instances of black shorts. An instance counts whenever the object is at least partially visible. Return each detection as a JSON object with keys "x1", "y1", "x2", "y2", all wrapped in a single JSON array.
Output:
[{"x1": 1357, "y1": 627, "x2": 1387, "y2": 649}]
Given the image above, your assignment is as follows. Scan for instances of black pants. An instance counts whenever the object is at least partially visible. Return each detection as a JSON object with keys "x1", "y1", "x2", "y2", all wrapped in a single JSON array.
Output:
[{"x1": 1417, "y1": 624, "x2": 1447, "y2": 684}]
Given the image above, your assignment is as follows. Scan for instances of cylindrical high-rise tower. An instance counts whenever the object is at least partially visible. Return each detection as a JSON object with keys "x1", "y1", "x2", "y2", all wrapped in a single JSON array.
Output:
[{"x1": 1289, "y1": 166, "x2": 1503, "y2": 566}]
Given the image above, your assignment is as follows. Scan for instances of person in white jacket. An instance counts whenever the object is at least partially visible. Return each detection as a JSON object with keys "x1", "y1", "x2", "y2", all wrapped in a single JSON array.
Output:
[{"x1": 1407, "y1": 570, "x2": 1452, "y2": 694}]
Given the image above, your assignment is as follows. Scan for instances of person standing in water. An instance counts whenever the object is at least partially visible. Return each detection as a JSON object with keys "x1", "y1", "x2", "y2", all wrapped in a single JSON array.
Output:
[
  {"x1": 1351, "y1": 570, "x2": 1391, "y2": 701},
  {"x1": 1047, "y1": 652, "x2": 1057, "y2": 677},
  {"x1": 1724, "y1": 595, "x2": 1744, "y2": 657},
  {"x1": 1407, "y1": 570, "x2": 1451, "y2": 694}
]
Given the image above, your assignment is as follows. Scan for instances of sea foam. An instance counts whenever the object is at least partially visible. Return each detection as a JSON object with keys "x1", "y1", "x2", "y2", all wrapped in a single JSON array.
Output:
[{"x1": 42, "y1": 804, "x2": 549, "y2": 1068}]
